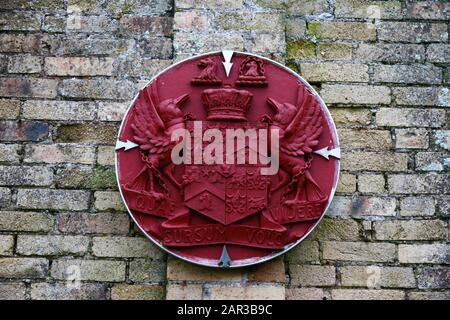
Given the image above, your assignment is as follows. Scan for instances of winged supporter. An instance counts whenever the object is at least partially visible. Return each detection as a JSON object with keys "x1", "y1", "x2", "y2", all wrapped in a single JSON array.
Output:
[
  {"x1": 266, "y1": 84, "x2": 326, "y2": 204},
  {"x1": 128, "y1": 80, "x2": 189, "y2": 199}
]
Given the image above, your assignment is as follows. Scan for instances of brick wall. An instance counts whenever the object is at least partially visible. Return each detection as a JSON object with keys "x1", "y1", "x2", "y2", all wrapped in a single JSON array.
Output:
[{"x1": 0, "y1": 0, "x2": 448, "y2": 300}]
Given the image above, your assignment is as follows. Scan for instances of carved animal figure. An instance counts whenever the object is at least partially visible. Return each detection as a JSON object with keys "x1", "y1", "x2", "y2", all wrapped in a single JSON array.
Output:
[
  {"x1": 266, "y1": 85, "x2": 325, "y2": 204},
  {"x1": 196, "y1": 58, "x2": 219, "y2": 81},
  {"x1": 129, "y1": 81, "x2": 189, "y2": 198}
]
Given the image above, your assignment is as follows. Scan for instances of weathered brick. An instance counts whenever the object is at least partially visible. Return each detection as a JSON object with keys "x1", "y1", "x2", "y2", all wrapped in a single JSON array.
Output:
[
  {"x1": 0, "y1": 165, "x2": 52, "y2": 186},
  {"x1": 286, "y1": 18, "x2": 307, "y2": 41},
  {"x1": 57, "y1": 212, "x2": 129, "y2": 235},
  {"x1": 166, "y1": 284, "x2": 202, "y2": 300},
  {"x1": 301, "y1": 63, "x2": 368, "y2": 83},
  {"x1": 328, "y1": 196, "x2": 396, "y2": 217},
  {"x1": 2, "y1": 0, "x2": 65, "y2": 11},
  {"x1": 398, "y1": 244, "x2": 449, "y2": 263},
  {"x1": 323, "y1": 241, "x2": 396, "y2": 262},
  {"x1": 97, "y1": 101, "x2": 128, "y2": 122},
  {"x1": 341, "y1": 266, "x2": 416, "y2": 288},
  {"x1": 0, "y1": 211, "x2": 54, "y2": 232},
  {"x1": 45, "y1": 57, "x2": 113, "y2": 76},
  {"x1": 0, "y1": 258, "x2": 48, "y2": 278},
  {"x1": 248, "y1": 258, "x2": 285, "y2": 283},
  {"x1": 167, "y1": 258, "x2": 243, "y2": 282},
  {"x1": 336, "y1": 173, "x2": 357, "y2": 193},
  {"x1": 217, "y1": 13, "x2": 284, "y2": 33},
  {"x1": 0, "y1": 34, "x2": 42, "y2": 53},
  {"x1": 0, "y1": 235, "x2": 14, "y2": 255},
  {"x1": 0, "y1": 144, "x2": 21, "y2": 163},
  {"x1": 23, "y1": 100, "x2": 96, "y2": 121},
  {"x1": 417, "y1": 267, "x2": 449, "y2": 289},
  {"x1": 374, "y1": 64, "x2": 441, "y2": 84},
  {"x1": 286, "y1": 288, "x2": 328, "y2": 300},
  {"x1": 0, "y1": 99, "x2": 21, "y2": 119},
  {"x1": 330, "y1": 108, "x2": 371, "y2": 126},
  {"x1": 0, "y1": 283, "x2": 26, "y2": 300},
  {"x1": 310, "y1": 218, "x2": 360, "y2": 241},
  {"x1": 31, "y1": 283, "x2": 108, "y2": 300},
  {"x1": 434, "y1": 130, "x2": 450, "y2": 151},
  {"x1": 0, "y1": 12, "x2": 42, "y2": 31},
  {"x1": 174, "y1": 11, "x2": 208, "y2": 31},
  {"x1": 24, "y1": 144, "x2": 96, "y2": 164},
  {"x1": 341, "y1": 152, "x2": 407, "y2": 172},
  {"x1": 339, "y1": 129, "x2": 391, "y2": 150},
  {"x1": 358, "y1": 174, "x2": 385, "y2": 194},
  {"x1": 17, "y1": 189, "x2": 90, "y2": 211},
  {"x1": 438, "y1": 196, "x2": 450, "y2": 217},
  {"x1": 56, "y1": 166, "x2": 115, "y2": 189},
  {"x1": 395, "y1": 128, "x2": 429, "y2": 149},
  {"x1": 42, "y1": 15, "x2": 66, "y2": 33},
  {"x1": 335, "y1": 0, "x2": 403, "y2": 19},
  {"x1": 60, "y1": 79, "x2": 137, "y2": 100},
  {"x1": 138, "y1": 36, "x2": 173, "y2": 59},
  {"x1": 400, "y1": 196, "x2": 435, "y2": 217},
  {"x1": 393, "y1": 87, "x2": 449, "y2": 107},
  {"x1": 0, "y1": 78, "x2": 57, "y2": 98},
  {"x1": 17, "y1": 235, "x2": 89, "y2": 256},
  {"x1": 378, "y1": 22, "x2": 448, "y2": 43},
  {"x1": 104, "y1": 0, "x2": 172, "y2": 16},
  {"x1": 94, "y1": 191, "x2": 126, "y2": 212},
  {"x1": 290, "y1": 265, "x2": 336, "y2": 287},
  {"x1": 92, "y1": 236, "x2": 161, "y2": 258},
  {"x1": 56, "y1": 123, "x2": 117, "y2": 144},
  {"x1": 388, "y1": 174, "x2": 449, "y2": 194},
  {"x1": 176, "y1": 0, "x2": 242, "y2": 10},
  {"x1": 308, "y1": 22, "x2": 376, "y2": 41},
  {"x1": 406, "y1": 1, "x2": 450, "y2": 20},
  {"x1": 427, "y1": 44, "x2": 450, "y2": 63},
  {"x1": 285, "y1": 240, "x2": 320, "y2": 263},
  {"x1": 355, "y1": 44, "x2": 425, "y2": 63},
  {"x1": 377, "y1": 108, "x2": 445, "y2": 128},
  {"x1": 331, "y1": 289, "x2": 404, "y2": 300},
  {"x1": 111, "y1": 284, "x2": 165, "y2": 300},
  {"x1": 321, "y1": 84, "x2": 391, "y2": 105},
  {"x1": 66, "y1": 14, "x2": 118, "y2": 33},
  {"x1": 286, "y1": 0, "x2": 329, "y2": 15},
  {"x1": 0, "y1": 187, "x2": 10, "y2": 208},
  {"x1": 0, "y1": 121, "x2": 49, "y2": 142},
  {"x1": 374, "y1": 220, "x2": 446, "y2": 241},
  {"x1": 7, "y1": 54, "x2": 42, "y2": 74},
  {"x1": 129, "y1": 258, "x2": 166, "y2": 283},
  {"x1": 287, "y1": 41, "x2": 316, "y2": 59},
  {"x1": 251, "y1": 33, "x2": 285, "y2": 55},
  {"x1": 408, "y1": 291, "x2": 450, "y2": 300},
  {"x1": 174, "y1": 32, "x2": 244, "y2": 55},
  {"x1": 47, "y1": 34, "x2": 133, "y2": 56},
  {"x1": 416, "y1": 152, "x2": 450, "y2": 171},
  {"x1": 207, "y1": 284, "x2": 285, "y2": 300},
  {"x1": 318, "y1": 42, "x2": 352, "y2": 60},
  {"x1": 97, "y1": 146, "x2": 115, "y2": 166},
  {"x1": 51, "y1": 259, "x2": 126, "y2": 282}
]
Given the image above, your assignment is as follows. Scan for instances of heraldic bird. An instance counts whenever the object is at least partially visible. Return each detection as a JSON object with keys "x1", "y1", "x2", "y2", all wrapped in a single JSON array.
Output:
[
  {"x1": 129, "y1": 80, "x2": 189, "y2": 198},
  {"x1": 266, "y1": 84, "x2": 326, "y2": 204}
]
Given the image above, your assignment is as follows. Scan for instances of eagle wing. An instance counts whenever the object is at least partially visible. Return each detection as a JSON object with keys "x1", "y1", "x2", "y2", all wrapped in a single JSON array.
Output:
[
  {"x1": 130, "y1": 82, "x2": 173, "y2": 154},
  {"x1": 280, "y1": 84, "x2": 323, "y2": 157}
]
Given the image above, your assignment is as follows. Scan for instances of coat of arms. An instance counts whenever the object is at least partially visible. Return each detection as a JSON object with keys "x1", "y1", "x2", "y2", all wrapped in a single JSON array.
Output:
[{"x1": 116, "y1": 52, "x2": 340, "y2": 267}]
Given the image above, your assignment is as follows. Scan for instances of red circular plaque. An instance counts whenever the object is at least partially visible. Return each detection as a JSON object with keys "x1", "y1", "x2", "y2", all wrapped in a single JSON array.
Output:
[{"x1": 116, "y1": 52, "x2": 340, "y2": 267}]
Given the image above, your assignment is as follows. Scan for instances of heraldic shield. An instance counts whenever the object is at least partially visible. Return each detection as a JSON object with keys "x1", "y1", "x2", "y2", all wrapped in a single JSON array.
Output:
[{"x1": 115, "y1": 51, "x2": 340, "y2": 267}]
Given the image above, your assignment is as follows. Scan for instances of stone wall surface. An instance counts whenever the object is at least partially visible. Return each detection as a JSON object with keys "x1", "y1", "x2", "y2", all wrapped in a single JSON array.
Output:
[{"x1": 0, "y1": 0, "x2": 448, "y2": 300}]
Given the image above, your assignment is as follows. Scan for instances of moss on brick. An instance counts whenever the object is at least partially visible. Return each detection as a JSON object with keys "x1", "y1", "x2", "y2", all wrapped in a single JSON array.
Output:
[
  {"x1": 287, "y1": 41, "x2": 316, "y2": 59},
  {"x1": 90, "y1": 166, "x2": 117, "y2": 190}
]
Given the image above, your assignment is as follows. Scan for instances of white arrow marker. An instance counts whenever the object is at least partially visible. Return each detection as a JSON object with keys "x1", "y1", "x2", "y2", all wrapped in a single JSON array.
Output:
[
  {"x1": 222, "y1": 50, "x2": 234, "y2": 77},
  {"x1": 115, "y1": 140, "x2": 139, "y2": 151},
  {"x1": 314, "y1": 147, "x2": 341, "y2": 160}
]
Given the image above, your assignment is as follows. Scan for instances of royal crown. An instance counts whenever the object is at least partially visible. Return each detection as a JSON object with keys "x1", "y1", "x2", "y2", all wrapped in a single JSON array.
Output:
[{"x1": 201, "y1": 85, "x2": 253, "y2": 121}]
